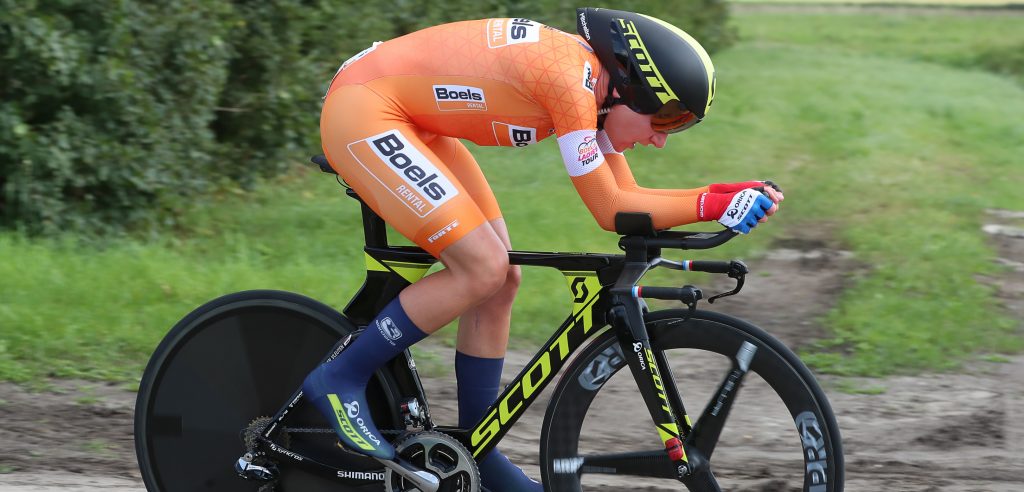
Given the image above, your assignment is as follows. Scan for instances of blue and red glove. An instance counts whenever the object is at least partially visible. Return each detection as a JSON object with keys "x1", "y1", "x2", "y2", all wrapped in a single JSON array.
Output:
[
  {"x1": 698, "y1": 188, "x2": 775, "y2": 234},
  {"x1": 709, "y1": 180, "x2": 784, "y2": 194}
]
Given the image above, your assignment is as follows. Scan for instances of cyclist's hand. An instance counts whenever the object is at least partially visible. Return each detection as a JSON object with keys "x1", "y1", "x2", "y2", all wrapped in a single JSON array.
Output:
[
  {"x1": 758, "y1": 183, "x2": 784, "y2": 222},
  {"x1": 761, "y1": 186, "x2": 784, "y2": 205},
  {"x1": 708, "y1": 180, "x2": 784, "y2": 223},
  {"x1": 698, "y1": 189, "x2": 775, "y2": 234},
  {"x1": 760, "y1": 179, "x2": 784, "y2": 194},
  {"x1": 709, "y1": 180, "x2": 784, "y2": 195}
]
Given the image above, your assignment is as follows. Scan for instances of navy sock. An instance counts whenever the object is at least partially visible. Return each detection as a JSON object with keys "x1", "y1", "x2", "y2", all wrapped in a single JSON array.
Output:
[
  {"x1": 304, "y1": 297, "x2": 427, "y2": 459},
  {"x1": 456, "y1": 351, "x2": 543, "y2": 491}
]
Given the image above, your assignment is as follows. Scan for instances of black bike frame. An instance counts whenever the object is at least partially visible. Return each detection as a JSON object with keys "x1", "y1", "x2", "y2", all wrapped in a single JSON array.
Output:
[{"x1": 255, "y1": 188, "x2": 737, "y2": 486}]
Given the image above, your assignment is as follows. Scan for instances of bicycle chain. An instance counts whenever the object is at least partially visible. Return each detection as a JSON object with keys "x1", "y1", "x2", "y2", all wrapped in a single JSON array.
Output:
[
  {"x1": 245, "y1": 420, "x2": 404, "y2": 447},
  {"x1": 280, "y1": 426, "x2": 407, "y2": 436}
]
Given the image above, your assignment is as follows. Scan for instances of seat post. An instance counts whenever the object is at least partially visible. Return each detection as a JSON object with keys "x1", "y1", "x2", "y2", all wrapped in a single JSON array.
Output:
[
  {"x1": 313, "y1": 154, "x2": 391, "y2": 249},
  {"x1": 360, "y1": 201, "x2": 389, "y2": 248},
  {"x1": 346, "y1": 188, "x2": 388, "y2": 248}
]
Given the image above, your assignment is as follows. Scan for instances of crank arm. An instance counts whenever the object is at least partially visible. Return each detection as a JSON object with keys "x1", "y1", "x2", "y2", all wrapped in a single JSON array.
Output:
[{"x1": 376, "y1": 456, "x2": 441, "y2": 492}]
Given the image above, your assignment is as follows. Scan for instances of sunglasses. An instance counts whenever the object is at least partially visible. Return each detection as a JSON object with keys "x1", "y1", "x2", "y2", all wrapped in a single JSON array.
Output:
[{"x1": 652, "y1": 102, "x2": 700, "y2": 134}]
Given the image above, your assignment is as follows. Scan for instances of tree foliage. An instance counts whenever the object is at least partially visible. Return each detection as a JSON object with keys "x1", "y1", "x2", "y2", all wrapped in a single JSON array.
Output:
[{"x1": 0, "y1": 0, "x2": 734, "y2": 235}]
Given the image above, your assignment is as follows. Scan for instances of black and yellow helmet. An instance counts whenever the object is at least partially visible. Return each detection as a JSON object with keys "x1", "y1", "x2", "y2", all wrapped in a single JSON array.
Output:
[{"x1": 577, "y1": 8, "x2": 716, "y2": 133}]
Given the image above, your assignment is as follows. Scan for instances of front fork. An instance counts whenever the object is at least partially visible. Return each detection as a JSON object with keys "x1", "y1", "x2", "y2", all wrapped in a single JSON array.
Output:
[{"x1": 610, "y1": 299, "x2": 693, "y2": 479}]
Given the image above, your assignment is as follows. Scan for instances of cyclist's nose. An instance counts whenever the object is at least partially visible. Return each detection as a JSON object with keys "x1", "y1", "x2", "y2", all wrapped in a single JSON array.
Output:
[{"x1": 650, "y1": 133, "x2": 667, "y2": 149}]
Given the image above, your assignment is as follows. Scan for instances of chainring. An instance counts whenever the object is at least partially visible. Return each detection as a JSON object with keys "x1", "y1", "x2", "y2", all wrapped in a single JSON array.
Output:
[{"x1": 385, "y1": 430, "x2": 480, "y2": 492}]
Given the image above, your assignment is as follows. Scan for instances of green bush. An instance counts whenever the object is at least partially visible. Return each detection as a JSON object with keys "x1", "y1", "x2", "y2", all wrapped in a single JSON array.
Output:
[
  {"x1": 1, "y1": 0, "x2": 733, "y2": 236},
  {"x1": 1, "y1": 1, "x2": 234, "y2": 234}
]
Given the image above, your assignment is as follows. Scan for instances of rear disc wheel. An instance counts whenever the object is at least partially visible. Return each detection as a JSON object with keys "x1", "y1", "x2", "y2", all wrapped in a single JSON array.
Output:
[{"x1": 135, "y1": 290, "x2": 400, "y2": 491}]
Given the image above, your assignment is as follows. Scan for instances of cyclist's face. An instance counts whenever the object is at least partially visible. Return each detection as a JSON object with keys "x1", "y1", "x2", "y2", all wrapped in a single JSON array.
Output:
[{"x1": 604, "y1": 104, "x2": 668, "y2": 152}]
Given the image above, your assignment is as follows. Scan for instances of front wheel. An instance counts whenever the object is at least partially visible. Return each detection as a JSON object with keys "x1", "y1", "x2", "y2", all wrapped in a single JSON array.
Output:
[{"x1": 540, "y1": 309, "x2": 844, "y2": 491}]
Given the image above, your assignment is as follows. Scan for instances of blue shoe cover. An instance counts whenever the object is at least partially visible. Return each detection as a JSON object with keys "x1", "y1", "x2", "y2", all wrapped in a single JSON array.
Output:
[
  {"x1": 479, "y1": 449, "x2": 543, "y2": 491},
  {"x1": 303, "y1": 364, "x2": 395, "y2": 460}
]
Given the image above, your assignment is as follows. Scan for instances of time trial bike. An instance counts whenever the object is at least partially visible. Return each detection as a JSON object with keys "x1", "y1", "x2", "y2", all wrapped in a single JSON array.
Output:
[{"x1": 134, "y1": 155, "x2": 844, "y2": 491}]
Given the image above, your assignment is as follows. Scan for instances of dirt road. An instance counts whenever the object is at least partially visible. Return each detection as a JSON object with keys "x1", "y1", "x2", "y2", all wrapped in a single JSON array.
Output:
[
  {"x1": 1, "y1": 210, "x2": 1021, "y2": 491},
  {"x1": 2, "y1": 350, "x2": 1022, "y2": 491}
]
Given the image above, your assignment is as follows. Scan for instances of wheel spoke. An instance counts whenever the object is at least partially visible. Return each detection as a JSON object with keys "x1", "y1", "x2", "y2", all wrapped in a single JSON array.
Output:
[
  {"x1": 554, "y1": 450, "x2": 678, "y2": 479},
  {"x1": 687, "y1": 341, "x2": 757, "y2": 460}
]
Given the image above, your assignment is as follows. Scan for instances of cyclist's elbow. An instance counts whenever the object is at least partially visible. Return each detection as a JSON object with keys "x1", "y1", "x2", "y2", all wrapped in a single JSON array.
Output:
[{"x1": 591, "y1": 210, "x2": 618, "y2": 232}]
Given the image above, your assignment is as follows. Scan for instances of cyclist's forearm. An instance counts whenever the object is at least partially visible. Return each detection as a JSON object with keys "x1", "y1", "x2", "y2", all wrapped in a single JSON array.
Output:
[
  {"x1": 604, "y1": 153, "x2": 709, "y2": 197},
  {"x1": 570, "y1": 165, "x2": 701, "y2": 231}
]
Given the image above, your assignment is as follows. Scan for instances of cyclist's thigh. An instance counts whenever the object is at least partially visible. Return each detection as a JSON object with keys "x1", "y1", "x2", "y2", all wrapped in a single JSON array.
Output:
[
  {"x1": 425, "y1": 136, "x2": 502, "y2": 223},
  {"x1": 321, "y1": 85, "x2": 488, "y2": 258}
]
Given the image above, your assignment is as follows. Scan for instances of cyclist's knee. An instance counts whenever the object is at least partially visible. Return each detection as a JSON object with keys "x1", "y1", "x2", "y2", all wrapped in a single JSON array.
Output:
[
  {"x1": 473, "y1": 249, "x2": 510, "y2": 298},
  {"x1": 443, "y1": 228, "x2": 510, "y2": 300},
  {"x1": 461, "y1": 264, "x2": 520, "y2": 322},
  {"x1": 508, "y1": 264, "x2": 522, "y2": 285},
  {"x1": 492, "y1": 264, "x2": 522, "y2": 305}
]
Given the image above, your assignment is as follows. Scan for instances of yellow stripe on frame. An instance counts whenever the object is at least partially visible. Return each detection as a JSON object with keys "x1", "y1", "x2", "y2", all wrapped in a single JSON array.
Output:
[
  {"x1": 384, "y1": 260, "x2": 431, "y2": 283},
  {"x1": 365, "y1": 253, "x2": 388, "y2": 272},
  {"x1": 364, "y1": 253, "x2": 432, "y2": 283},
  {"x1": 656, "y1": 422, "x2": 680, "y2": 443}
]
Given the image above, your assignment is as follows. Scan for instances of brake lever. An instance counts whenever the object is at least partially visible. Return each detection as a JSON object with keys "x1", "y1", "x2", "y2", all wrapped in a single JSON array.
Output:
[{"x1": 707, "y1": 260, "x2": 749, "y2": 304}]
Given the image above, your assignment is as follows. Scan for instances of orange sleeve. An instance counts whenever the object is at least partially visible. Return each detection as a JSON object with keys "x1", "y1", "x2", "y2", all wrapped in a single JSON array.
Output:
[
  {"x1": 604, "y1": 152, "x2": 710, "y2": 198},
  {"x1": 569, "y1": 157, "x2": 703, "y2": 232}
]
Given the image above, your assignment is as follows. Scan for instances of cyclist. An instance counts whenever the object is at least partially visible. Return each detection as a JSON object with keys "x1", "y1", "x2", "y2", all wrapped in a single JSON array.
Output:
[{"x1": 304, "y1": 8, "x2": 783, "y2": 491}]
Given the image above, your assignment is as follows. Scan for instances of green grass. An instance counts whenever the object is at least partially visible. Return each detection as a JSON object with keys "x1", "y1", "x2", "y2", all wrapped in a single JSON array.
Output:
[
  {"x1": 732, "y1": 9, "x2": 1024, "y2": 83},
  {"x1": 731, "y1": 0, "x2": 1021, "y2": 5},
  {"x1": 725, "y1": 10, "x2": 1024, "y2": 374},
  {"x1": 81, "y1": 439, "x2": 118, "y2": 458},
  {"x1": 1, "y1": 9, "x2": 1023, "y2": 382},
  {"x1": 831, "y1": 378, "x2": 889, "y2": 394}
]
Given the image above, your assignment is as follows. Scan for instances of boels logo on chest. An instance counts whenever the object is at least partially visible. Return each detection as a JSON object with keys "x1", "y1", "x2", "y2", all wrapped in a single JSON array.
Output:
[
  {"x1": 433, "y1": 85, "x2": 488, "y2": 111},
  {"x1": 492, "y1": 122, "x2": 538, "y2": 147},
  {"x1": 486, "y1": 18, "x2": 540, "y2": 48}
]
